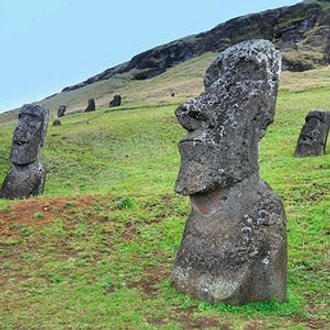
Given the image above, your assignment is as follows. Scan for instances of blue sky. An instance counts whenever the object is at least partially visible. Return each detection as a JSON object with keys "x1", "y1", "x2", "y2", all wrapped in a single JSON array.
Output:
[{"x1": 1, "y1": 0, "x2": 299, "y2": 113}]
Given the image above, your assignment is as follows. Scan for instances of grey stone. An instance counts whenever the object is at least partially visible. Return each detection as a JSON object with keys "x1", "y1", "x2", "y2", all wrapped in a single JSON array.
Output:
[
  {"x1": 109, "y1": 95, "x2": 122, "y2": 107},
  {"x1": 0, "y1": 162, "x2": 47, "y2": 199},
  {"x1": 84, "y1": 98, "x2": 95, "y2": 112},
  {"x1": 171, "y1": 40, "x2": 287, "y2": 305},
  {"x1": 0, "y1": 103, "x2": 49, "y2": 199},
  {"x1": 294, "y1": 110, "x2": 330, "y2": 157},
  {"x1": 57, "y1": 104, "x2": 66, "y2": 117},
  {"x1": 175, "y1": 39, "x2": 281, "y2": 195},
  {"x1": 10, "y1": 103, "x2": 49, "y2": 165}
]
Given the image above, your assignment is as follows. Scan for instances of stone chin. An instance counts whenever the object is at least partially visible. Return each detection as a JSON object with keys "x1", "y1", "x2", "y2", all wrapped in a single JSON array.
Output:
[{"x1": 174, "y1": 139, "x2": 256, "y2": 195}]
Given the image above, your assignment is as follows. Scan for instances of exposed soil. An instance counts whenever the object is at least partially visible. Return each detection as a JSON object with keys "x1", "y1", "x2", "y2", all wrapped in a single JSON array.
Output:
[{"x1": 0, "y1": 195, "x2": 98, "y2": 239}]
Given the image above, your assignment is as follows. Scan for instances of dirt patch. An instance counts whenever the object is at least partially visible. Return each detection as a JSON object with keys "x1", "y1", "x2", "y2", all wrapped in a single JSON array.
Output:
[
  {"x1": 130, "y1": 267, "x2": 230, "y2": 329},
  {"x1": 293, "y1": 317, "x2": 327, "y2": 329},
  {"x1": 147, "y1": 305, "x2": 227, "y2": 330},
  {"x1": 128, "y1": 267, "x2": 170, "y2": 295},
  {"x1": 171, "y1": 312, "x2": 222, "y2": 330},
  {"x1": 0, "y1": 195, "x2": 98, "y2": 239}
]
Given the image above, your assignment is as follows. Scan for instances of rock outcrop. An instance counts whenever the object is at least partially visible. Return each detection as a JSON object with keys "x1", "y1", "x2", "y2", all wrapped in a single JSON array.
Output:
[
  {"x1": 170, "y1": 40, "x2": 287, "y2": 305},
  {"x1": 294, "y1": 109, "x2": 330, "y2": 157},
  {"x1": 0, "y1": 103, "x2": 49, "y2": 199},
  {"x1": 62, "y1": 2, "x2": 330, "y2": 93}
]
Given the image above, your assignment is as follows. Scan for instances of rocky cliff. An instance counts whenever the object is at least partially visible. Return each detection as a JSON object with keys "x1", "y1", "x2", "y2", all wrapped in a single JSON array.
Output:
[{"x1": 62, "y1": 1, "x2": 330, "y2": 93}]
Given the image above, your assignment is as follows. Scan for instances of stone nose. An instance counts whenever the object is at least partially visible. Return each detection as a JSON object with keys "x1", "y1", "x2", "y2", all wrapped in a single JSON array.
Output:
[{"x1": 175, "y1": 103, "x2": 208, "y2": 132}]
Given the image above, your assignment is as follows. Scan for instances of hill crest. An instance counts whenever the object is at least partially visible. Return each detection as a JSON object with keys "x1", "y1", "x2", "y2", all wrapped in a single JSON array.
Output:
[{"x1": 61, "y1": 1, "x2": 330, "y2": 93}]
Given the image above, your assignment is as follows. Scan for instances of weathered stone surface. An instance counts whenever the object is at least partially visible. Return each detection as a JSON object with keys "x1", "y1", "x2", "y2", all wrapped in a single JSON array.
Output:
[
  {"x1": 57, "y1": 104, "x2": 66, "y2": 117},
  {"x1": 294, "y1": 110, "x2": 330, "y2": 157},
  {"x1": 171, "y1": 40, "x2": 287, "y2": 305},
  {"x1": 0, "y1": 163, "x2": 47, "y2": 199},
  {"x1": 109, "y1": 95, "x2": 121, "y2": 107},
  {"x1": 171, "y1": 175, "x2": 287, "y2": 305},
  {"x1": 0, "y1": 103, "x2": 49, "y2": 199},
  {"x1": 175, "y1": 39, "x2": 281, "y2": 195},
  {"x1": 10, "y1": 103, "x2": 49, "y2": 165},
  {"x1": 84, "y1": 98, "x2": 95, "y2": 112}
]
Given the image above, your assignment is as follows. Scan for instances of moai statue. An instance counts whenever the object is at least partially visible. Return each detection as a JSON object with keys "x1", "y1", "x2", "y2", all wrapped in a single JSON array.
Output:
[
  {"x1": 84, "y1": 98, "x2": 96, "y2": 112},
  {"x1": 0, "y1": 103, "x2": 49, "y2": 199},
  {"x1": 170, "y1": 40, "x2": 287, "y2": 305},
  {"x1": 294, "y1": 110, "x2": 330, "y2": 157},
  {"x1": 57, "y1": 104, "x2": 67, "y2": 117},
  {"x1": 109, "y1": 94, "x2": 122, "y2": 107}
]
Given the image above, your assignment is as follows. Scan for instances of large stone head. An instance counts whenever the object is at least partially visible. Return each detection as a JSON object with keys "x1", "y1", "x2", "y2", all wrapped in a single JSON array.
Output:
[
  {"x1": 175, "y1": 40, "x2": 281, "y2": 195},
  {"x1": 10, "y1": 103, "x2": 49, "y2": 165}
]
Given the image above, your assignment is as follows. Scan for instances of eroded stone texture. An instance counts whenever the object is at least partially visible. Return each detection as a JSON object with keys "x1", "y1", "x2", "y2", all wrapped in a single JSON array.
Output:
[
  {"x1": 84, "y1": 98, "x2": 96, "y2": 112},
  {"x1": 171, "y1": 40, "x2": 287, "y2": 305},
  {"x1": 294, "y1": 110, "x2": 330, "y2": 157},
  {"x1": 0, "y1": 163, "x2": 47, "y2": 199},
  {"x1": 0, "y1": 103, "x2": 49, "y2": 199}
]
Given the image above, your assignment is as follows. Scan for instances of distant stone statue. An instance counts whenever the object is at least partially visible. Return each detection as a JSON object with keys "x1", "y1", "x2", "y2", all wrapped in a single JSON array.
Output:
[
  {"x1": 109, "y1": 94, "x2": 121, "y2": 107},
  {"x1": 170, "y1": 40, "x2": 287, "y2": 305},
  {"x1": 0, "y1": 103, "x2": 49, "y2": 199},
  {"x1": 84, "y1": 98, "x2": 96, "y2": 112},
  {"x1": 294, "y1": 110, "x2": 330, "y2": 157},
  {"x1": 57, "y1": 104, "x2": 67, "y2": 117}
]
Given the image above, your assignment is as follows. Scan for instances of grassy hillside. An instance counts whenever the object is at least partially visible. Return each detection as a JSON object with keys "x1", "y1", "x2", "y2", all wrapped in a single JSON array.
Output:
[
  {"x1": 0, "y1": 52, "x2": 217, "y2": 125},
  {"x1": 0, "y1": 54, "x2": 330, "y2": 329}
]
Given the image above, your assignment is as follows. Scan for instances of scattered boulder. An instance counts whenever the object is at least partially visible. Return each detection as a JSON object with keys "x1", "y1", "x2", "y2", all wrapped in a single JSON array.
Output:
[
  {"x1": 294, "y1": 110, "x2": 330, "y2": 157},
  {"x1": 109, "y1": 94, "x2": 121, "y2": 107},
  {"x1": 171, "y1": 40, "x2": 287, "y2": 305},
  {"x1": 52, "y1": 119, "x2": 62, "y2": 126},
  {"x1": 84, "y1": 98, "x2": 96, "y2": 112},
  {"x1": 57, "y1": 104, "x2": 66, "y2": 117},
  {"x1": 0, "y1": 103, "x2": 49, "y2": 199}
]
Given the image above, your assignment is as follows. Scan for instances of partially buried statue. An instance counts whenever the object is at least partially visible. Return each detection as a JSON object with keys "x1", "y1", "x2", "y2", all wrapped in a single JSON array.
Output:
[
  {"x1": 294, "y1": 110, "x2": 330, "y2": 157},
  {"x1": 0, "y1": 103, "x2": 49, "y2": 199},
  {"x1": 171, "y1": 40, "x2": 287, "y2": 305}
]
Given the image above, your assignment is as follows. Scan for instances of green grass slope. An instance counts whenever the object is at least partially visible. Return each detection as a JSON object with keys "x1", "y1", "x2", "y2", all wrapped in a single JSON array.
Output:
[
  {"x1": 0, "y1": 55, "x2": 329, "y2": 329},
  {"x1": 0, "y1": 52, "x2": 217, "y2": 125}
]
